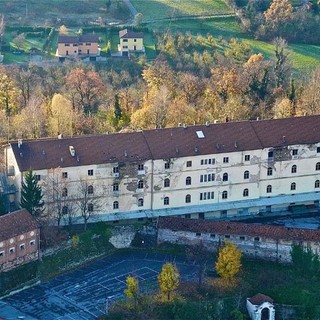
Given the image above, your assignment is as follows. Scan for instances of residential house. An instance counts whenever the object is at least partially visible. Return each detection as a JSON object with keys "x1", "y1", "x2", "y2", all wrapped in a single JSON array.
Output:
[
  {"x1": 4, "y1": 115, "x2": 320, "y2": 223},
  {"x1": 246, "y1": 293, "x2": 275, "y2": 320},
  {"x1": 118, "y1": 29, "x2": 144, "y2": 56},
  {"x1": 0, "y1": 209, "x2": 40, "y2": 271}
]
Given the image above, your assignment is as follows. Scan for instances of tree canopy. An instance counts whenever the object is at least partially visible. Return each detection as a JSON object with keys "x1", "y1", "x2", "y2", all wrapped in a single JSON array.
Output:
[{"x1": 157, "y1": 262, "x2": 180, "y2": 301}]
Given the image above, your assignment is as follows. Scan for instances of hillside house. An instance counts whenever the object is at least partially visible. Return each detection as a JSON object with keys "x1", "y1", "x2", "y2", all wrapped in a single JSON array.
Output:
[
  {"x1": 4, "y1": 115, "x2": 320, "y2": 224},
  {"x1": 0, "y1": 209, "x2": 40, "y2": 271},
  {"x1": 247, "y1": 294, "x2": 275, "y2": 320},
  {"x1": 118, "y1": 29, "x2": 144, "y2": 56}
]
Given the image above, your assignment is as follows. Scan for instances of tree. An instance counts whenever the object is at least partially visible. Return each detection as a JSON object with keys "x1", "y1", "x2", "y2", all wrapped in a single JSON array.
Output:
[
  {"x1": 0, "y1": 14, "x2": 5, "y2": 52},
  {"x1": 0, "y1": 67, "x2": 19, "y2": 116},
  {"x1": 134, "y1": 13, "x2": 143, "y2": 26},
  {"x1": 12, "y1": 33, "x2": 26, "y2": 51},
  {"x1": 215, "y1": 241, "x2": 242, "y2": 282},
  {"x1": 20, "y1": 169, "x2": 44, "y2": 218},
  {"x1": 124, "y1": 275, "x2": 140, "y2": 308},
  {"x1": 157, "y1": 262, "x2": 180, "y2": 301}
]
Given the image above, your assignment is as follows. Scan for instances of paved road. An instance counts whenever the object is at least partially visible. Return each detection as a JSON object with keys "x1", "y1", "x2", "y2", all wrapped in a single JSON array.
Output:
[{"x1": 2, "y1": 252, "x2": 198, "y2": 320}]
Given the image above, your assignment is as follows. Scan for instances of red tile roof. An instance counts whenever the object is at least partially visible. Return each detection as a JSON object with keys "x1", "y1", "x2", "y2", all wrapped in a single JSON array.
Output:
[
  {"x1": 248, "y1": 293, "x2": 273, "y2": 305},
  {"x1": 9, "y1": 115, "x2": 320, "y2": 172},
  {"x1": 157, "y1": 216, "x2": 320, "y2": 242},
  {"x1": 0, "y1": 209, "x2": 39, "y2": 242}
]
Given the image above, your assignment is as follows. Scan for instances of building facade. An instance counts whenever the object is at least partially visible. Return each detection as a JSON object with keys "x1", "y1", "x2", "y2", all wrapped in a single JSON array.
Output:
[
  {"x1": 4, "y1": 115, "x2": 320, "y2": 223},
  {"x1": 118, "y1": 29, "x2": 144, "y2": 56},
  {"x1": 0, "y1": 209, "x2": 40, "y2": 271}
]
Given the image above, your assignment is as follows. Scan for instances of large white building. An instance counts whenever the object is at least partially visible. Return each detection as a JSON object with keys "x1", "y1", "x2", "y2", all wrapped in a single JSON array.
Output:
[{"x1": 4, "y1": 115, "x2": 320, "y2": 223}]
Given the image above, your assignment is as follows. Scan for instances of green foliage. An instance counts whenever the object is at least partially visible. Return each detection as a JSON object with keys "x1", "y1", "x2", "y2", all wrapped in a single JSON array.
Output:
[
  {"x1": 20, "y1": 169, "x2": 44, "y2": 218},
  {"x1": 291, "y1": 244, "x2": 320, "y2": 276},
  {"x1": 0, "y1": 196, "x2": 6, "y2": 215},
  {"x1": 158, "y1": 262, "x2": 180, "y2": 301}
]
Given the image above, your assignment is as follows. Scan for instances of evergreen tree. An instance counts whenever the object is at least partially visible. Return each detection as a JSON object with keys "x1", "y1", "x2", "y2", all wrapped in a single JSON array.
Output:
[
  {"x1": 114, "y1": 94, "x2": 122, "y2": 122},
  {"x1": 20, "y1": 169, "x2": 44, "y2": 218}
]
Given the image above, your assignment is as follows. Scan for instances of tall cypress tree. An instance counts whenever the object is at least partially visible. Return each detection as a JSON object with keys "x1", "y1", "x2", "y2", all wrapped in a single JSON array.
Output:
[{"x1": 20, "y1": 169, "x2": 44, "y2": 218}]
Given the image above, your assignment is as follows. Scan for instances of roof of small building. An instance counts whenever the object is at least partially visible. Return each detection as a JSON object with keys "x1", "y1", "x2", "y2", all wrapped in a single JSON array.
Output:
[
  {"x1": 58, "y1": 34, "x2": 99, "y2": 44},
  {"x1": 157, "y1": 216, "x2": 320, "y2": 242},
  {"x1": 8, "y1": 115, "x2": 320, "y2": 172},
  {"x1": 248, "y1": 293, "x2": 273, "y2": 305},
  {"x1": 58, "y1": 35, "x2": 79, "y2": 44},
  {"x1": 0, "y1": 209, "x2": 39, "y2": 242},
  {"x1": 119, "y1": 28, "x2": 143, "y2": 39}
]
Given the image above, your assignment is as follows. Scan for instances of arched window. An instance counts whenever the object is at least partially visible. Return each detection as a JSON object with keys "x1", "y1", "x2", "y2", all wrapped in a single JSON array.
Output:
[
  {"x1": 315, "y1": 180, "x2": 320, "y2": 188},
  {"x1": 222, "y1": 190, "x2": 228, "y2": 199},
  {"x1": 266, "y1": 185, "x2": 272, "y2": 193},
  {"x1": 316, "y1": 162, "x2": 320, "y2": 171},
  {"x1": 244, "y1": 170, "x2": 249, "y2": 180},
  {"x1": 291, "y1": 182, "x2": 296, "y2": 191},
  {"x1": 223, "y1": 173, "x2": 228, "y2": 181},
  {"x1": 88, "y1": 203, "x2": 94, "y2": 212},
  {"x1": 138, "y1": 198, "x2": 144, "y2": 207},
  {"x1": 164, "y1": 178, "x2": 170, "y2": 188},
  {"x1": 267, "y1": 167, "x2": 273, "y2": 176},
  {"x1": 164, "y1": 197, "x2": 169, "y2": 205},
  {"x1": 62, "y1": 206, "x2": 68, "y2": 215},
  {"x1": 185, "y1": 194, "x2": 191, "y2": 203},
  {"x1": 88, "y1": 185, "x2": 94, "y2": 195},
  {"x1": 243, "y1": 188, "x2": 249, "y2": 197},
  {"x1": 138, "y1": 180, "x2": 144, "y2": 189},
  {"x1": 62, "y1": 187, "x2": 68, "y2": 197},
  {"x1": 186, "y1": 176, "x2": 191, "y2": 185},
  {"x1": 113, "y1": 201, "x2": 119, "y2": 209},
  {"x1": 291, "y1": 165, "x2": 297, "y2": 173}
]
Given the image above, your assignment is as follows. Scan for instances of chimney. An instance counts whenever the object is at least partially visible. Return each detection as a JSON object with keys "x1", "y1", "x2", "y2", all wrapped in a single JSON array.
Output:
[
  {"x1": 69, "y1": 146, "x2": 75, "y2": 157},
  {"x1": 18, "y1": 139, "x2": 23, "y2": 148}
]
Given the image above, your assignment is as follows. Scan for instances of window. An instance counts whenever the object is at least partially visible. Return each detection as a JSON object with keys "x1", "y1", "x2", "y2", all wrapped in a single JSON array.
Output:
[
  {"x1": 317, "y1": 147, "x2": 320, "y2": 153},
  {"x1": 123, "y1": 39, "x2": 128, "y2": 42},
  {"x1": 164, "y1": 197, "x2": 169, "y2": 205},
  {"x1": 123, "y1": 45, "x2": 128, "y2": 49},
  {"x1": 223, "y1": 157, "x2": 229, "y2": 163},
  {"x1": 35, "y1": 175, "x2": 41, "y2": 181},
  {"x1": 164, "y1": 178, "x2": 170, "y2": 188},
  {"x1": 267, "y1": 167, "x2": 273, "y2": 176},
  {"x1": 62, "y1": 188, "x2": 68, "y2": 197},
  {"x1": 30, "y1": 240, "x2": 35, "y2": 246},
  {"x1": 291, "y1": 165, "x2": 297, "y2": 173},
  {"x1": 291, "y1": 182, "x2": 296, "y2": 191},
  {"x1": 186, "y1": 176, "x2": 191, "y2": 185},
  {"x1": 62, "y1": 172, "x2": 68, "y2": 178},
  {"x1": 243, "y1": 188, "x2": 249, "y2": 197},
  {"x1": 222, "y1": 190, "x2": 228, "y2": 199},
  {"x1": 138, "y1": 164, "x2": 144, "y2": 171},
  {"x1": 20, "y1": 244, "x2": 25, "y2": 251},
  {"x1": 292, "y1": 149, "x2": 298, "y2": 155},
  {"x1": 113, "y1": 166, "x2": 119, "y2": 174},
  {"x1": 88, "y1": 185, "x2": 94, "y2": 195},
  {"x1": 88, "y1": 169, "x2": 93, "y2": 176},
  {"x1": 223, "y1": 173, "x2": 228, "y2": 181},
  {"x1": 138, "y1": 198, "x2": 144, "y2": 207},
  {"x1": 196, "y1": 232, "x2": 201, "y2": 237},
  {"x1": 65, "y1": 43, "x2": 70, "y2": 47},
  {"x1": 0, "y1": 251, "x2": 4, "y2": 257},
  {"x1": 210, "y1": 234, "x2": 215, "y2": 238},
  {"x1": 165, "y1": 162, "x2": 170, "y2": 169},
  {"x1": 268, "y1": 151, "x2": 274, "y2": 158},
  {"x1": 225, "y1": 235, "x2": 230, "y2": 239},
  {"x1": 88, "y1": 203, "x2": 94, "y2": 212},
  {"x1": 185, "y1": 214, "x2": 191, "y2": 218},
  {"x1": 113, "y1": 183, "x2": 119, "y2": 192},
  {"x1": 200, "y1": 192, "x2": 214, "y2": 200},
  {"x1": 244, "y1": 170, "x2": 249, "y2": 179},
  {"x1": 185, "y1": 194, "x2": 191, "y2": 203},
  {"x1": 62, "y1": 206, "x2": 68, "y2": 215},
  {"x1": 266, "y1": 185, "x2": 272, "y2": 193},
  {"x1": 85, "y1": 42, "x2": 91, "y2": 45},
  {"x1": 244, "y1": 155, "x2": 250, "y2": 161},
  {"x1": 254, "y1": 237, "x2": 260, "y2": 241},
  {"x1": 200, "y1": 173, "x2": 215, "y2": 182},
  {"x1": 201, "y1": 158, "x2": 215, "y2": 165},
  {"x1": 316, "y1": 162, "x2": 320, "y2": 171},
  {"x1": 113, "y1": 201, "x2": 119, "y2": 209},
  {"x1": 186, "y1": 161, "x2": 192, "y2": 167},
  {"x1": 240, "y1": 236, "x2": 245, "y2": 240},
  {"x1": 315, "y1": 180, "x2": 320, "y2": 188},
  {"x1": 138, "y1": 180, "x2": 144, "y2": 189},
  {"x1": 9, "y1": 247, "x2": 15, "y2": 254}
]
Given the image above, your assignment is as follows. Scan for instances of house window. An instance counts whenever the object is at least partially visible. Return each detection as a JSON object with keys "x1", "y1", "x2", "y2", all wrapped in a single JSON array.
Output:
[
  {"x1": 164, "y1": 178, "x2": 170, "y2": 188},
  {"x1": 244, "y1": 170, "x2": 249, "y2": 179},
  {"x1": 113, "y1": 183, "x2": 119, "y2": 192},
  {"x1": 62, "y1": 206, "x2": 68, "y2": 215},
  {"x1": 165, "y1": 162, "x2": 170, "y2": 169},
  {"x1": 0, "y1": 251, "x2": 4, "y2": 257},
  {"x1": 30, "y1": 240, "x2": 35, "y2": 246},
  {"x1": 266, "y1": 185, "x2": 272, "y2": 193},
  {"x1": 20, "y1": 244, "x2": 25, "y2": 251},
  {"x1": 86, "y1": 42, "x2": 91, "y2": 45},
  {"x1": 291, "y1": 182, "x2": 296, "y2": 191},
  {"x1": 315, "y1": 180, "x2": 320, "y2": 188},
  {"x1": 9, "y1": 247, "x2": 15, "y2": 254},
  {"x1": 164, "y1": 197, "x2": 169, "y2": 205},
  {"x1": 223, "y1": 157, "x2": 229, "y2": 163},
  {"x1": 35, "y1": 175, "x2": 41, "y2": 181},
  {"x1": 88, "y1": 203, "x2": 94, "y2": 212},
  {"x1": 316, "y1": 162, "x2": 320, "y2": 171},
  {"x1": 291, "y1": 165, "x2": 297, "y2": 173},
  {"x1": 123, "y1": 39, "x2": 128, "y2": 42},
  {"x1": 210, "y1": 234, "x2": 215, "y2": 238},
  {"x1": 62, "y1": 172, "x2": 68, "y2": 178},
  {"x1": 267, "y1": 167, "x2": 273, "y2": 176},
  {"x1": 88, "y1": 169, "x2": 94, "y2": 176},
  {"x1": 240, "y1": 236, "x2": 245, "y2": 240},
  {"x1": 254, "y1": 237, "x2": 260, "y2": 241},
  {"x1": 123, "y1": 45, "x2": 128, "y2": 49},
  {"x1": 268, "y1": 151, "x2": 274, "y2": 158},
  {"x1": 113, "y1": 166, "x2": 119, "y2": 174},
  {"x1": 225, "y1": 235, "x2": 230, "y2": 239},
  {"x1": 222, "y1": 190, "x2": 228, "y2": 199},
  {"x1": 138, "y1": 180, "x2": 144, "y2": 189},
  {"x1": 134, "y1": 39, "x2": 137, "y2": 42},
  {"x1": 185, "y1": 214, "x2": 191, "y2": 218},
  {"x1": 292, "y1": 149, "x2": 298, "y2": 155},
  {"x1": 113, "y1": 201, "x2": 119, "y2": 209},
  {"x1": 186, "y1": 176, "x2": 191, "y2": 185},
  {"x1": 200, "y1": 174, "x2": 215, "y2": 182},
  {"x1": 138, "y1": 164, "x2": 144, "y2": 171},
  {"x1": 185, "y1": 194, "x2": 191, "y2": 203},
  {"x1": 244, "y1": 155, "x2": 250, "y2": 161},
  {"x1": 138, "y1": 198, "x2": 144, "y2": 207},
  {"x1": 65, "y1": 43, "x2": 70, "y2": 47},
  {"x1": 88, "y1": 185, "x2": 94, "y2": 195},
  {"x1": 62, "y1": 188, "x2": 68, "y2": 197},
  {"x1": 317, "y1": 147, "x2": 320, "y2": 153},
  {"x1": 223, "y1": 173, "x2": 228, "y2": 181},
  {"x1": 200, "y1": 192, "x2": 214, "y2": 201},
  {"x1": 243, "y1": 188, "x2": 249, "y2": 197},
  {"x1": 186, "y1": 161, "x2": 192, "y2": 167}
]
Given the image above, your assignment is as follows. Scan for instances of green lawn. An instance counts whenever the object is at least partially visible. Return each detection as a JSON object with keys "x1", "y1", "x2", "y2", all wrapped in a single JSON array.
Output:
[{"x1": 132, "y1": 0, "x2": 233, "y2": 21}]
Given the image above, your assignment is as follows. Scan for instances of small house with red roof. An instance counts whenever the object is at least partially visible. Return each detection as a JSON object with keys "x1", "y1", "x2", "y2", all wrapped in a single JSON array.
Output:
[
  {"x1": 247, "y1": 293, "x2": 275, "y2": 320},
  {"x1": 118, "y1": 29, "x2": 144, "y2": 56}
]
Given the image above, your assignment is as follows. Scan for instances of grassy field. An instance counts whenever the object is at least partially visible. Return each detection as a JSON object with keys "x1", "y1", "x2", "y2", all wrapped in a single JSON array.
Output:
[{"x1": 131, "y1": 0, "x2": 233, "y2": 21}]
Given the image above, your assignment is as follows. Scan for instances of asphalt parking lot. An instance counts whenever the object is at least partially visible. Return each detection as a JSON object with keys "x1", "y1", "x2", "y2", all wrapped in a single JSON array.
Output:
[{"x1": 2, "y1": 252, "x2": 198, "y2": 320}]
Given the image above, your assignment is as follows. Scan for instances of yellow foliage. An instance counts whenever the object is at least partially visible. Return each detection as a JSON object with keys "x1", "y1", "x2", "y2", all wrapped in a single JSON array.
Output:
[
  {"x1": 157, "y1": 262, "x2": 180, "y2": 301},
  {"x1": 124, "y1": 275, "x2": 139, "y2": 300},
  {"x1": 71, "y1": 235, "x2": 80, "y2": 249}
]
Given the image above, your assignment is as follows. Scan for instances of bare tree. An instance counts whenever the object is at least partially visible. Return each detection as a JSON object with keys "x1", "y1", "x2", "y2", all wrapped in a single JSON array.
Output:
[{"x1": 0, "y1": 14, "x2": 5, "y2": 52}]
